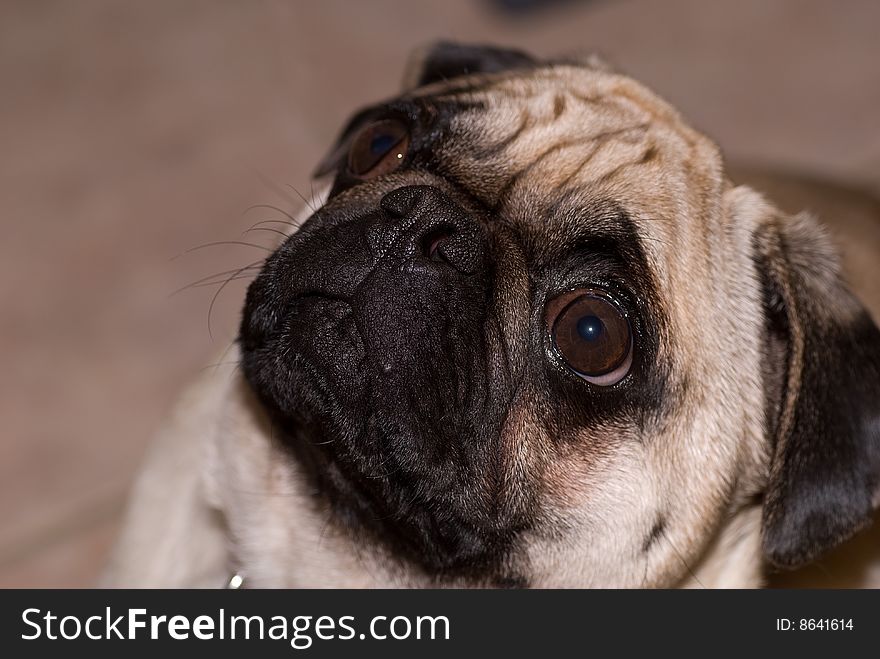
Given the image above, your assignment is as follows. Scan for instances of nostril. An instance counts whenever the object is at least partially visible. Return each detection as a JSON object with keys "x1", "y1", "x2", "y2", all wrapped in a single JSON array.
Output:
[{"x1": 421, "y1": 226, "x2": 455, "y2": 262}]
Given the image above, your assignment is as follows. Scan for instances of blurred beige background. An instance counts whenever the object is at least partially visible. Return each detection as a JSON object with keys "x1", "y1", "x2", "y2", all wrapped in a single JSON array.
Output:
[{"x1": 1, "y1": 0, "x2": 879, "y2": 587}]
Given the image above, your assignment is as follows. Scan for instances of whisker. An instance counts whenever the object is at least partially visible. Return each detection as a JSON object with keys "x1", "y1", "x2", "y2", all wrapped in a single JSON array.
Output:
[
  {"x1": 359, "y1": 451, "x2": 401, "y2": 480},
  {"x1": 373, "y1": 489, "x2": 422, "y2": 523},
  {"x1": 198, "y1": 360, "x2": 242, "y2": 372},
  {"x1": 244, "y1": 203, "x2": 298, "y2": 224},
  {"x1": 169, "y1": 260, "x2": 263, "y2": 296},
  {"x1": 286, "y1": 184, "x2": 317, "y2": 213},
  {"x1": 170, "y1": 241, "x2": 272, "y2": 261},
  {"x1": 247, "y1": 218, "x2": 297, "y2": 229},
  {"x1": 309, "y1": 180, "x2": 328, "y2": 217},
  {"x1": 186, "y1": 274, "x2": 257, "y2": 290},
  {"x1": 207, "y1": 261, "x2": 263, "y2": 341},
  {"x1": 243, "y1": 226, "x2": 290, "y2": 240},
  {"x1": 212, "y1": 339, "x2": 242, "y2": 379},
  {"x1": 254, "y1": 169, "x2": 300, "y2": 208}
]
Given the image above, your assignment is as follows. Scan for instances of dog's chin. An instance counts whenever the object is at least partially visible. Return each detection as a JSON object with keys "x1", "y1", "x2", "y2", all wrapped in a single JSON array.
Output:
[
  {"x1": 240, "y1": 287, "x2": 533, "y2": 577},
  {"x1": 247, "y1": 305, "x2": 496, "y2": 565}
]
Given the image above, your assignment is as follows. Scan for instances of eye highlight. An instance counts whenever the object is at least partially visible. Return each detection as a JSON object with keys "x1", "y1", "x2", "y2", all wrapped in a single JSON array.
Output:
[
  {"x1": 546, "y1": 289, "x2": 633, "y2": 386},
  {"x1": 347, "y1": 118, "x2": 410, "y2": 179}
]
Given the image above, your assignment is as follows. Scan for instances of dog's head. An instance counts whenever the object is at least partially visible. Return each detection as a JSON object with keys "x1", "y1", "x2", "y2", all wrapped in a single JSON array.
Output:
[{"x1": 239, "y1": 43, "x2": 880, "y2": 587}]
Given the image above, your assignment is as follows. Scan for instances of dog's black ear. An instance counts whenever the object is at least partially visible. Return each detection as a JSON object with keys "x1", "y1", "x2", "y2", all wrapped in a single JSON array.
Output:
[
  {"x1": 755, "y1": 209, "x2": 880, "y2": 569},
  {"x1": 401, "y1": 41, "x2": 537, "y2": 90}
]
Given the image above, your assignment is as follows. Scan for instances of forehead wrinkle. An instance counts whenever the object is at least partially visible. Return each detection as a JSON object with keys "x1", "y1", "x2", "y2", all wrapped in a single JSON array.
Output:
[
  {"x1": 411, "y1": 66, "x2": 712, "y2": 181},
  {"x1": 438, "y1": 121, "x2": 654, "y2": 212},
  {"x1": 493, "y1": 124, "x2": 654, "y2": 211},
  {"x1": 426, "y1": 64, "x2": 692, "y2": 134},
  {"x1": 433, "y1": 79, "x2": 701, "y2": 211}
]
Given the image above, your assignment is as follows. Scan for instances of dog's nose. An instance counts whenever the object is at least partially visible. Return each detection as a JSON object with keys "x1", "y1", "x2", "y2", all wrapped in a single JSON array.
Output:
[{"x1": 371, "y1": 185, "x2": 483, "y2": 274}]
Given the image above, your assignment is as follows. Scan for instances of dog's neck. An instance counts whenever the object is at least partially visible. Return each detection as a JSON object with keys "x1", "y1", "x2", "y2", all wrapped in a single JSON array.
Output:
[
  {"x1": 209, "y1": 375, "x2": 766, "y2": 588},
  {"x1": 677, "y1": 506, "x2": 764, "y2": 588}
]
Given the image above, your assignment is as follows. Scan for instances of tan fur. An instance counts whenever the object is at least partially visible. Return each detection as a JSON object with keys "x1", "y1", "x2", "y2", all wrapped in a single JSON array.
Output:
[{"x1": 104, "y1": 64, "x2": 880, "y2": 588}]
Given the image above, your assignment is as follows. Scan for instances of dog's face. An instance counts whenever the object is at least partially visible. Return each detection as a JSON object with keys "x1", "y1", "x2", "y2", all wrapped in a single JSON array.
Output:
[{"x1": 239, "y1": 44, "x2": 880, "y2": 587}]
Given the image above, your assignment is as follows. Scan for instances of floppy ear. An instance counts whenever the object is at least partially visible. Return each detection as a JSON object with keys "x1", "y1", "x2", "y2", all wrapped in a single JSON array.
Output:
[
  {"x1": 754, "y1": 205, "x2": 880, "y2": 569},
  {"x1": 401, "y1": 41, "x2": 537, "y2": 90}
]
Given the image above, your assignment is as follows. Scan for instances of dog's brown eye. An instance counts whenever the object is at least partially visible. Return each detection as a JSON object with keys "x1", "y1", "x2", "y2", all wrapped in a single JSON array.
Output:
[
  {"x1": 348, "y1": 119, "x2": 409, "y2": 179},
  {"x1": 547, "y1": 290, "x2": 633, "y2": 386}
]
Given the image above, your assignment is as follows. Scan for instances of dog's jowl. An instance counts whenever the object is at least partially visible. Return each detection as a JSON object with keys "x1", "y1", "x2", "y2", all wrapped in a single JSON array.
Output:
[{"x1": 105, "y1": 42, "x2": 880, "y2": 588}]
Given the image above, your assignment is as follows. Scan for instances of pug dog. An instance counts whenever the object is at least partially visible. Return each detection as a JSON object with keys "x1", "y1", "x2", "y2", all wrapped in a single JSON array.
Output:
[{"x1": 104, "y1": 43, "x2": 880, "y2": 588}]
